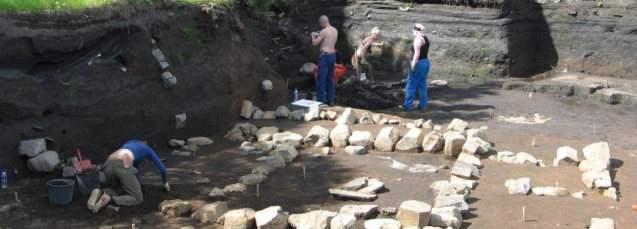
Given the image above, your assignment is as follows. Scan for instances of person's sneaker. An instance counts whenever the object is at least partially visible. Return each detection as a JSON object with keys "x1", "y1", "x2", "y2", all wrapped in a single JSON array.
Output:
[
  {"x1": 398, "y1": 105, "x2": 411, "y2": 111},
  {"x1": 87, "y1": 188, "x2": 102, "y2": 212},
  {"x1": 92, "y1": 193, "x2": 112, "y2": 213}
]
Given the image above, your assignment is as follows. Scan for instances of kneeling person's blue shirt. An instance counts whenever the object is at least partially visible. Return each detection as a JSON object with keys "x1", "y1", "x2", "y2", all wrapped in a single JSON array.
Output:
[{"x1": 121, "y1": 140, "x2": 168, "y2": 184}]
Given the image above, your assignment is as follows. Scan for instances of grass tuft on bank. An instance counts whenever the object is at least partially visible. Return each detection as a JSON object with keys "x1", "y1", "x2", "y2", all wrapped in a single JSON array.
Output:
[{"x1": 0, "y1": 0, "x2": 237, "y2": 13}]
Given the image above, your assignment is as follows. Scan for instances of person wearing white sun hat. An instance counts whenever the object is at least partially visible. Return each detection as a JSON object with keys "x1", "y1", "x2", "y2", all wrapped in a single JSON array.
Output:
[{"x1": 402, "y1": 23, "x2": 431, "y2": 111}]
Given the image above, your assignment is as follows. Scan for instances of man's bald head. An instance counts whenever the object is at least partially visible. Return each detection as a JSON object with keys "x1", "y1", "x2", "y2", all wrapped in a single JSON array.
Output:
[{"x1": 319, "y1": 15, "x2": 329, "y2": 28}]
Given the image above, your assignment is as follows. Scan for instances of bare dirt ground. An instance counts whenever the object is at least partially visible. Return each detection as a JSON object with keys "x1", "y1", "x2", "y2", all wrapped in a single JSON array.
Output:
[{"x1": 2, "y1": 80, "x2": 636, "y2": 228}]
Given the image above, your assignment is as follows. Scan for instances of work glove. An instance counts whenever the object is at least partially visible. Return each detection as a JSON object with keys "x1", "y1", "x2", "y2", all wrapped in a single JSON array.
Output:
[{"x1": 163, "y1": 182, "x2": 171, "y2": 192}]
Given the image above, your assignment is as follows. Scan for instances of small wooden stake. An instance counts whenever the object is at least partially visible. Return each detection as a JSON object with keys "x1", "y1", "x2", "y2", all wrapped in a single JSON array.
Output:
[
  {"x1": 522, "y1": 206, "x2": 526, "y2": 222},
  {"x1": 302, "y1": 165, "x2": 307, "y2": 180},
  {"x1": 256, "y1": 183, "x2": 260, "y2": 199},
  {"x1": 531, "y1": 138, "x2": 536, "y2": 147}
]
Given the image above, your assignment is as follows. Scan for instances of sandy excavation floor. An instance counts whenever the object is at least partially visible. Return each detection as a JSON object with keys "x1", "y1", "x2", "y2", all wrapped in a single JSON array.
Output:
[{"x1": 2, "y1": 82, "x2": 636, "y2": 229}]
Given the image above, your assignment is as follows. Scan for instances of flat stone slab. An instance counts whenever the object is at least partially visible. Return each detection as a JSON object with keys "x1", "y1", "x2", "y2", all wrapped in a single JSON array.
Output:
[{"x1": 329, "y1": 189, "x2": 378, "y2": 201}]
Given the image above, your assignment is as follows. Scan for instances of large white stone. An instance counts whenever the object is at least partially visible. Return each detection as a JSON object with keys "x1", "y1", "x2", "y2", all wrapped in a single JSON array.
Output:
[
  {"x1": 422, "y1": 131, "x2": 444, "y2": 154},
  {"x1": 272, "y1": 131, "x2": 303, "y2": 147},
  {"x1": 504, "y1": 177, "x2": 531, "y2": 195},
  {"x1": 374, "y1": 127, "x2": 400, "y2": 152},
  {"x1": 255, "y1": 141, "x2": 276, "y2": 152},
  {"x1": 349, "y1": 131, "x2": 373, "y2": 147},
  {"x1": 325, "y1": 110, "x2": 338, "y2": 120},
  {"x1": 187, "y1": 137, "x2": 214, "y2": 146},
  {"x1": 288, "y1": 210, "x2": 337, "y2": 229},
  {"x1": 240, "y1": 100, "x2": 255, "y2": 119},
  {"x1": 270, "y1": 144, "x2": 298, "y2": 162},
  {"x1": 161, "y1": 72, "x2": 177, "y2": 88},
  {"x1": 447, "y1": 118, "x2": 468, "y2": 132},
  {"x1": 340, "y1": 177, "x2": 368, "y2": 191},
  {"x1": 261, "y1": 80, "x2": 273, "y2": 91},
  {"x1": 263, "y1": 111, "x2": 276, "y2": 120},
  {"x1": 583, "y1": 142, "x2": 611, "y2": 162},
  {"x1": 433, "y1": 195, "x2": 469, "y2": 213},
  {"x1": 304, "y1": 105, "x2": 322, "y2": 122},
  {"x1": 239, "y1": 173, "x2": 267, "y2": 185},
  {"x1": 27, "y1": 150, "x2": 60, "y2": 173},
  {"x1": 450, "y1": 175, "x2": 479, "y2": 190},
  {"x1": 258, "y1": 155, "x2": 286, "y2": 169},
  {"x1": 513, "y1": 152, "x2": 539, "y2": 165},
  {"x1": 578, "y1": 159, "x2": 609, "y2": 173},
  {"x1": 191, "y1": 201, "x2": 229, "y2": 223},
  {"x1": 255, "y1": 206, "x2": 289, "y2": 229},
  {"x1": 235, "y1": 123, "x2": 258, "y2": 137},
  {"x1": 396, "y1": 200, "x2": 432, "y2": 228},
  {"x1": 358, "y1": 179, "x2": 385, "y2": 194},
  {"x1": 603, "y1": 187, "x2": 618, "y2": 201},
  {"x1": 330, "y1": 214, "x2": 357, "y2": 229},
  {"x1": 429, "y1": 207, "x2": 462, "y2": 229},
  {"x1": 257, "y1": 127, "x2": 279, "y2": 142},
  {"x1": 339, "y1": 205, "x2": 378, "y2": 219},
  {"x1": 330, "y1": 125, "x2": 352, "y2": 147},
  {"x1": 304, "y1": 125, "x2": 331, "y2": 147},
  {"x1": 218, "y1": 208, "x2": 256, "y2": 229},
  {"x1": 582, "y1": 170, "x2": 612, "y2": 189},
  {"x1": 363, "y1": 219, "x2": 401, "y2": 229},
  {"x1": 531, "y1": 186, "x2": 569, "y2": 197},
  {"x1": 335, "y1": 108, "x2": 357, "y2": 125},
  {"x1": 252, "y1": 109, "x2": 265, "y2": 119},
  {"x1": 19, "y1": 138, "x2": 47, "y2": 157},
  {"x1": 169, "y1": 139, "x2": 186, "y2": 147},
  {"x1": 590, "y1": 218, "x2": 615, "y2": 229},
  {"x1": 457, "y1": 153, "x2": 482, "y2": 168},
  {"x1": 345, "y1": 146, "x2": 368, "y2": 155},
  {"x1": 289, "y1": 110, "x2": 305, "y2": 121},
  {"x1": 159, "y1": 199, "x2": 191, "y2": 217},
  {"x1": 462, "y1": 137, "x2": 491, "y2": 155},
  {"x1": 359, "y1": 112, "x2": 375, "y2": 125},
  {"x1": 430, "y1": 181, "x2": 471, "y2": 199},
  {"x1": 466, "y1": 126, "x2": 488, "y2": 140},
  {"x1": 175, "y1": 113, "x2": 187, "y2": 128},
  {"x1": 225, "y1": 127, "x2": 245, "y2": 142},
  {"x1": 224, "y1": 183, "x2": 248, "y2": 193},
  {"x1": 395, "y1": 128, "x2": 423, "y2": 152},
  {"x1": 582, "y1": 142, "x2": 611, "y2": 170},
  {"x1": 497, "y1": 151, "x2": 516, "y2": 163},
  {"x1": 443, "y1": 132, "x2": 466, "y2": 158},
  {"x1": 275, "y1": 106, "x2": 290, "y2": 118},
  {"x1": 553, "y1": 146, "x2": 579, "y2": 166},
  {"x1": 451, "y1": 161, "x2": 480, "y2": 179}
]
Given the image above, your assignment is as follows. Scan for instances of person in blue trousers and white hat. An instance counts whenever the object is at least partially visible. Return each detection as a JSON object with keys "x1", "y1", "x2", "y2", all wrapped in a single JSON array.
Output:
[{"x1": 402, "y1": 23, "x2": 431, "y2": 111}]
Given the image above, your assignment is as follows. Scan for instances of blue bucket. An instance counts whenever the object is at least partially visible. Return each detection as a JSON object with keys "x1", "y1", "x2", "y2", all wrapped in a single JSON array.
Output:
[{"x1": 47, "y1": 179, "x2": 75, "y2": 205}]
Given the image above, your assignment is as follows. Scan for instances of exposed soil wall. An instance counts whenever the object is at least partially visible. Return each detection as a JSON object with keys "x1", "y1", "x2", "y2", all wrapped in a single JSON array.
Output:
[
  {"x1": 0, "y1": 5, "x2": 288, "y2": 171},
  {"x1": 273, "y1": 0, "x2": 636, "y2": 80}
]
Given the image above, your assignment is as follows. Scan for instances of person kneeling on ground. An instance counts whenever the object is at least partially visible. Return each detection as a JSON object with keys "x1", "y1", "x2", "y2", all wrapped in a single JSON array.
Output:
[{"x1": 87, "y1": 140, "x2": 169, "y2": 213}]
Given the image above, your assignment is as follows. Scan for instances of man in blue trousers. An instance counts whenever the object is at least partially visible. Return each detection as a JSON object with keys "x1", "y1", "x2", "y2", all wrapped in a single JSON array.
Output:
[
  {"x1": 311, "y1": 15, "x2": 338, "y2": 105},
  {"x1": 403, "y1": 23, "x2": 431, "y2": 111}
]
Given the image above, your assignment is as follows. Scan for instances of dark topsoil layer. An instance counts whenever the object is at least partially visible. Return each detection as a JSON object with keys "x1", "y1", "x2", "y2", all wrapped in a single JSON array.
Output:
[{"x1": 1, "y1": 2, "x2": 637, "y2": 229}]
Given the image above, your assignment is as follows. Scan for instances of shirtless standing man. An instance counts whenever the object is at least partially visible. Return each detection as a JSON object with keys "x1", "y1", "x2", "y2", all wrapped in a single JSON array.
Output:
[{"x1": 311, "y1": 15, "x2": 338, "y2": 105}]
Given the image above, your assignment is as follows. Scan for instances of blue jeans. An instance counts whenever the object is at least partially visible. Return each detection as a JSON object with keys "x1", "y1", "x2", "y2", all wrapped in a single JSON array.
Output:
[
  {"x1": 403, "y1": 59, "x2": 430, "y2": 110},
  {"x1": 317, "y1": 53, "x2": 336, "y2": 104}
]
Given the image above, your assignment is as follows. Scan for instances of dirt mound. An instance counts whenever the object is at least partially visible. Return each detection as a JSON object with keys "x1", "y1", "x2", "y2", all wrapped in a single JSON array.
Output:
[{"x1": 0, "y1": 6, "x2": 288, "y2": 170}]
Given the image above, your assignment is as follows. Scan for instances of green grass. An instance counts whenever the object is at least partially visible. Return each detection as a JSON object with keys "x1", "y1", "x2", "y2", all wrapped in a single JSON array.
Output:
[
  {"x1": 0, "y1": 0, "x2": 121, "y2": 12},
  {"x1": 0, "y1": 0, "x2": 236, "y2": 13}
]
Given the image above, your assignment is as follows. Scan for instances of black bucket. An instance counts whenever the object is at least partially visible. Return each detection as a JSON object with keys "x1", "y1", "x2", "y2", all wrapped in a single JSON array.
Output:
[{"x1": 76, "y1": 170, "x2": 100, "y2": 195}]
